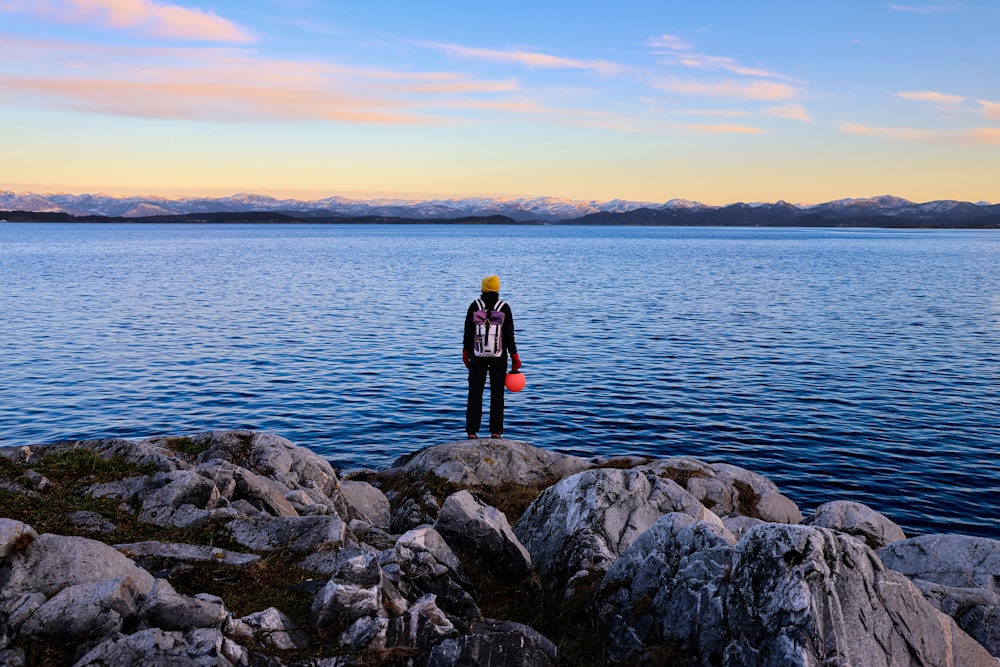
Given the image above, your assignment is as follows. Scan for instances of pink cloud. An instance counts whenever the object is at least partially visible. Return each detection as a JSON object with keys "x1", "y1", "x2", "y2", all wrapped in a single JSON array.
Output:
[
  {"x1": 0, "y1": 0, "x2": 253, "y2": 42},
  {"x1": 654, "y1": 77, "x2": 798, "y2": 100},
  {"x1": 895, "y1": 90, "x2": 965, "y2": 105},
  {"x1": 762, "y1": 104, "x2": 812, "y2": 121},
  {"x1": 978, "y1": 100, "x2": 1000, "y2": 120},
  {"x1": 678, "y1": 123, "x2": 766, "y2": 134},
  {"x1": 840, "y1": 121, "x2": 1000, "y2": 144},
  {"x1": 424, "y1": 42, "x2": 628, "y2": 77}
]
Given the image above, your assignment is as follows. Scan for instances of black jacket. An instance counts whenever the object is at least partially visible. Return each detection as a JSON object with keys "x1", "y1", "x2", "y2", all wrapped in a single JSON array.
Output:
[{"x1": 463, "y1": 291, "x2": 517, "y2": 357}]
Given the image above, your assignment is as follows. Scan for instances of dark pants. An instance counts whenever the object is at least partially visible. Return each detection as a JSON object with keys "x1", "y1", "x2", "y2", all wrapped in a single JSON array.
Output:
[{"x1": 466, "y1": 356, "x2": 507, "y2": 435}]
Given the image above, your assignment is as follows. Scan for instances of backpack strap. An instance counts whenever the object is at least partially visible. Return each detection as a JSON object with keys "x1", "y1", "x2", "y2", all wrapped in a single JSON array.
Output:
[
  {"x1": 475, "y1": 298, "x2": 485, "y2": 310},
  {"x1": 495, "y1": 300, "x2": 506, "y2": 312}
]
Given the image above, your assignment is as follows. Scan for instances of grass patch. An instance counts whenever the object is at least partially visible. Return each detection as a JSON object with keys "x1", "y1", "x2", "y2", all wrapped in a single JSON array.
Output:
[
  {"x1": 169, "y1": 552, "x2": 320, "y2": 624},
  {"x1": 0, "y1": 448, "x2": 241, "y2": 550},
  {"x1": 462, "y1": 562, "x2": 608, "y2": 667},
  {"x1": 162, "y1": 436, "x2": 211, "y2": 457}
]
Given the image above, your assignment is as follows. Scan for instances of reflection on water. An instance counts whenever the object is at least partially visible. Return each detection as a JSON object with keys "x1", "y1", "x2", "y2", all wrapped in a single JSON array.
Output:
[{"x1": 2, "y1": 223, "x2": 999, "y2": 538}]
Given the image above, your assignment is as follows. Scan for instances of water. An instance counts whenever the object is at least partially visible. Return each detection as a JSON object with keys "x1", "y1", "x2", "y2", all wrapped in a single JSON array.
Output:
[{"x1": 2, "y1": 223, "x2": 998, "y2": 538}]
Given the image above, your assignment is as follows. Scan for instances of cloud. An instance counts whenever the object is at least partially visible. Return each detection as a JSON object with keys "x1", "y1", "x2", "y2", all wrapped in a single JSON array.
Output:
[
  {"x1": 0, "y1": 36, "x2": 620, "y2": 128},
  {"x1": 978, "y1": 100, "x2": 1000, "y2": 120},
  {"x1": 895, "y1": 90, "x2": 965, "y2": 105},
  {"x1": 648, "y1": 33, "x2": 791, "y2": 81},
  {"x1": 653, "y1": 77, "x2": 797, "y2": 101},
  {"x1": 840, "y1": 121, "x2": 1000, "y2": 144},
  {"x1": 889, "y1": 2, "x2": 964, "y2": 13},
  {"x1": 0, "y1": 0, "x2": 253, "y2": 42},
  {"x1": 648, "y1": 34, "x2": 693, "y2": 51},
  {"x1": 677, "y1": 123, "x2": 766, "y2": 134},
  {"x1": 423, "y1": 42, "x2": 628, "y2": 77},
  {"x1": 762, "y1": 104, "x2": 812, "y2": 121}
]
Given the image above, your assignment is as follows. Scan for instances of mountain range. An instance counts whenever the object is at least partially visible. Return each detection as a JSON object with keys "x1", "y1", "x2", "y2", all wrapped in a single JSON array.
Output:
[{"x1": 2, "y1": 191, "x2": 999, "y2": 227}]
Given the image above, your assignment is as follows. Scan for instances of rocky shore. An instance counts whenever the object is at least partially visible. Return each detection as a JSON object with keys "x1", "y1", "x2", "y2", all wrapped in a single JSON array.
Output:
[{"x1": 0, "y1": 430, "x2": 997, "y2": 666}]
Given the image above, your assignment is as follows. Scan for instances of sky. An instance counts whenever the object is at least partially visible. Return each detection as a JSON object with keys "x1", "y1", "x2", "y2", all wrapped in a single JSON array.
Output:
[{"x1": 1, "y1": 0, "x2": 998, "y2": 206}]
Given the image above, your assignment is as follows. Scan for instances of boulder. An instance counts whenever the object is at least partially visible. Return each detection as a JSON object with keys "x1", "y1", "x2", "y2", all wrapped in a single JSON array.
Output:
[
  {"x1": 391, "y1": 439, "x2": 590, "y2": 488},
  {"x1": 426, "y1": 619, "x2": 562, "y2": 667},
  {"x1": 1, "y1": 533, "x2": 155, "y2": 601},
  {"x1": 879, "y1": 533, "x2": 1000, "y2": 590},
  {"x1": 74, "y1": 627, "x2": 249, "y2": 667},
  {"x1": 225, "y1": 515, "x2": 346, "y2": 553},
  {"x1": 646, "y1": 459, "x2": 802, "y2": 524},
  {"x1": 340, "y1": 480, "x2": 391, "y2": 532},
  {"x1": 725, "y1": 524, "x2": 996, "y2": 667},
  {"x1": 514, "y1": 467, "x2": 721, "y2": 596},
  {"x1": 0, "y1": 519, "x2": 36, "y2": 559},
  {"x1": 137, "y1": 579, "x2": 228, "y2": 631},
  {"x1": 383, "y1": 594, "x2": 458, "y2": 651},
  {"x1": 386, "y1": 526, "x2": 480, "y2": 620},
  {"x1": 18, "y1": 577, "x2": 144, "y2": 642},
  {"x1": 187, "y1": 431, "x2": 346, "y2": 513},
  {"x1": 115, "y1": 541, "x2": 261, "y2": 568},
  {"x1": 239, "y1": 607, "x2": 311, "y2": 651},
  {"x1": 593, "y1": 515, "x2": 735, "y2": 665},
  {"x1": 913, "y1": 579, "x2": 1000, "y2": 656},
  {"x1": 808, "y1": 500, "x2": 906, "y2": 548},
  {"x1": 434, "y1": 490, "x2": 531, "y2": 578}
]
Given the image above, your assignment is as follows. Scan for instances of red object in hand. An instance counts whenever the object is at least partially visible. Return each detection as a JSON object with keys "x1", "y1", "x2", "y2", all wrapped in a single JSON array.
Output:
[
  {"x1": 505, "y1": 371, "x2": 526, "y2": 392},
  {"x1": 511, "y1": 353, "x2": 522, "y2": 371},
  {"x1": 462, "y1": 350, "x2": 470, "y2": 368}
]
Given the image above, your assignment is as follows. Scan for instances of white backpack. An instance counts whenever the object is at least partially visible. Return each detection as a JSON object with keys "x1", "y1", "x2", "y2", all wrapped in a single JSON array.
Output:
[{"x1": 472, "y1": 299, "x2": 507, "y2": 357}]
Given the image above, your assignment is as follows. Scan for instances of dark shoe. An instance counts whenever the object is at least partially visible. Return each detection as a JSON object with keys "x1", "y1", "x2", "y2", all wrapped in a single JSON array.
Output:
[
  {"x1": 468, "y1": 434, "x2": 478, "y2": 440},
  {"x1": 490, "y1": 433, "x2": 501, "y2": 439}
]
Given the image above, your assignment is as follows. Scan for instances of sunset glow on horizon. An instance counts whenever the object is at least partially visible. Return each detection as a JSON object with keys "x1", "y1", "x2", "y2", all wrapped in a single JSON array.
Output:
[{"x1": 1, "y1": 0, "x2": 998, "y2": 206}]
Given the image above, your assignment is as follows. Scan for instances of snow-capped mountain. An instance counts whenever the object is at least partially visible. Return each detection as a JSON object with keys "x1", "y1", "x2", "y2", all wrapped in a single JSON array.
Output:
[{"x1": 1, "y1": 190, "x2": 997, "y2": 225}]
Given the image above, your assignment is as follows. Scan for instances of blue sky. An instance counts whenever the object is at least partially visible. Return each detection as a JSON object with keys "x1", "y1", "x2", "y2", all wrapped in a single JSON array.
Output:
[{"x1": 1, "y1": 0, "x2": 998, "y2": 204}]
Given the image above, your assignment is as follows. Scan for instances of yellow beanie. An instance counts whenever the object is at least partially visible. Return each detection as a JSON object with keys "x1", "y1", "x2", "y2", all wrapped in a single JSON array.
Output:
[{"x1": 481, "y1": 275, "x2": 500, "y2": 292}]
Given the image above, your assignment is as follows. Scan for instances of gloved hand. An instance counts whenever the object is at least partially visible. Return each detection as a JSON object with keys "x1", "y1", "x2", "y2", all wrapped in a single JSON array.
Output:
[
  {"x1": 462, "y1": 350, "x2": 470, "y2": 369},
  {"x1": 511, "y1": 353, "x2": 522, "y2": 371}
]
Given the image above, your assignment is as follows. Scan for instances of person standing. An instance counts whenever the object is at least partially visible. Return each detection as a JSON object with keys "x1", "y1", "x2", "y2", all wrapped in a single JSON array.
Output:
[{"x1": 463, "y1": 275, "x2": 521, "y2": 439}]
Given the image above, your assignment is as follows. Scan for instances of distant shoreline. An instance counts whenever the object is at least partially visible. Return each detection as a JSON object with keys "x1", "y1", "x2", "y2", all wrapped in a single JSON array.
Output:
[{"x1": 4, "y1": 209, "x2": 1000, "y2": 229}]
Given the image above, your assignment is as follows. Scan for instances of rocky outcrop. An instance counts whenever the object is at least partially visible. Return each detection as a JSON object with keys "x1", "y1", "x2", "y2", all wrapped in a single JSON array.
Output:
[
  {"x1": 514, "y1": 467, "x2": 722, "y2": 596},
  {"x1": 0, "y1": 432, "x2": 997, "y2": 666}
]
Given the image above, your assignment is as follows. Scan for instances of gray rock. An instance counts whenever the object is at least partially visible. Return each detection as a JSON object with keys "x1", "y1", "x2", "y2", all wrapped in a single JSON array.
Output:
[
  {"x1": 720, "y1": 515, "x2": 764, "y2": 541},
  {"x1": 1, "y1": 533, "x2": 155, "y2": 600},
  {"x1": 0, "y1": 519, "x2": 36, "y2": 559},
  {"x1": 67, "y1": 510, "x2": 117, "y2": 534},
  {"x1": 808, "y1": 500, "x2": 906, "y2": 548},
  {"x1": 137, "y1": 470, "x2": 223, "y2": 527},
  {"x1": 138, "y1": 579, "x2": 228, "y2": 631},
  {"x1": 73, "y1": 627, "x2": 247, "y2": 667},
  {"x1": 19, "y1": 577, "x2": 143, "y2": 642},
  {"x1": 383, "y1": 594, "x2": 457, "y2": 650},
  {"x1": 232, "y1": 467, "x2": 300, "y2": 517},
  {"x1": 594, "y1": 515, "x2": 735, "y2": 665},
  {"x1": 914, "y1": 579, "x2": 1000, "y2": 656},
  {"x1": 338, "y1": 616, "x2": 389, "y2": 652},
  {"x1": 434, "y1": 490, "x2": 531, "y2": 578},
  {"x1": 226, "y1": 515, "x2": 346, "y2": 553},
  {"x1": 724, "y1": 524, "x2": 996, "y2": 667},
  {"x1": 879, "y1": 533, "x2": 1000, "y2": 590},
  {"x1": 0, "y1": 648, "x2": 24, "y2": 667},
  {"x1": 389, "y1": 526, "x2": 480, "y2": 620},
  {"x1": 340, "y1": 480, "x2": 391, "y2": 531},
  {"x1": 115, "y1": 541, "x2": 261, "y2": 567},
  {"x1": 239, "y1": 607, "x2": 310, "y2": 651},
  {"x1": 392, "y1": 438, "x2": 591, "y2": 488},
  {"x1": 514, "y1": 467, "x2": 721, "y2": 596},
  {"x1": 309, "y1": 580, "x2": 383, "y2": 627},
  {"x1": 187, "y1": 431, "x2": 346, "y2": 514},
  {"x1": 649, "y1": 459, "x2": 802, "y2": 524},
  {"x1": 426, "y1": 619, "x2": 562, "y2": 667}
]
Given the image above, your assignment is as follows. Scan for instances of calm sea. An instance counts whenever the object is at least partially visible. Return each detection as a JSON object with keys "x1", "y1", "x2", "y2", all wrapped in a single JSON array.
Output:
[{"x1": 2, "y1": 223, "x2": 998, "y2": 538}]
